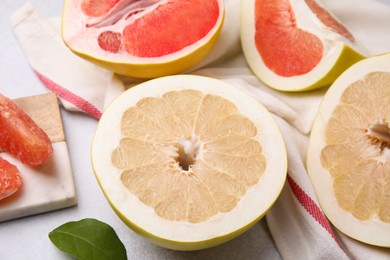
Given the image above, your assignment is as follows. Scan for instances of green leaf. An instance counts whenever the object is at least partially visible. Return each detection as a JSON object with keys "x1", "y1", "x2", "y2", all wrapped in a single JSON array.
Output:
[{"x1": 48, "y1": 218, "x2": 127, "y2": 260}]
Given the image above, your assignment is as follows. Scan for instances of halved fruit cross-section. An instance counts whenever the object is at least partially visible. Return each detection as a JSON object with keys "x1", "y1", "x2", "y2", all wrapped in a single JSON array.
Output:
[
  {"x1": 241, "y1": 0, "x2": 365, "y2": 91},
  {"x1": 62, "y1": 0, "x2": 224, "y2": 78},
  {"x1": 91, "y1": 75, "x2": 287, "y2": 250},
  {"x1": 307, "y1": 53, "x2": 390, "y2": 247}
]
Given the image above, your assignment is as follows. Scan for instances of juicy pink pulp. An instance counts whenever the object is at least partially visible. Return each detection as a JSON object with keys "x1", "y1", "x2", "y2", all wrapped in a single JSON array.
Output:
[
  {"x1": 255, "y1": 0, "x2": 354, "y2": 77},
  {"x1": 0, "y1": 156, "x2": 22, "y2": 201},
  {"x1": 80, "y1": 0, "x2": 220, "y2": 57},
  {"x1": 0, "y1": 94, "x2": 53, "y2": 166}
]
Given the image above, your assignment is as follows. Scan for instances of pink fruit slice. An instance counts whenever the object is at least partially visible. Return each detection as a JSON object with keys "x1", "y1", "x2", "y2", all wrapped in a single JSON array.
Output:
[
  {"x1": 0, "y1": 156, "x2": 22, "y2": 201},
  {"x1": 0, "y1": 94, "x2": 53, "y2": 166},
  {"x1": 255, "y1": 0, "x2": 354, "y2": 77},
  {"x1": 80, "y1": 0, "x2": 220, "y2": 57},
  {"x1": 121, "y1": 0, "x2": 219, "y2": 57},
  {"x1": 62, "y1": 0, "x2": 224, "y2": 78}
]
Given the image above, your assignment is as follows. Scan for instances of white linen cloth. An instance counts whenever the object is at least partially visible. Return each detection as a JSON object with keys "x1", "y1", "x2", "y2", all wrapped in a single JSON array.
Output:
[{"x1": 10, "y1": 1, "x2": 390, "y2": 259}]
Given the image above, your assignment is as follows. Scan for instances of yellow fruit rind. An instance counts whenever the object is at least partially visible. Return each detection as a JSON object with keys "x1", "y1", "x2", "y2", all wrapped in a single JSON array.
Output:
[
  {"x1": 307, "y1": 53, "x2": 390, "y2": 247},
  {"x1": 255, "y1": 45, "x2": 365, "y2": 92},
  {"x1": 61, "y1": 7, "x2": 224, "y2": 79},
  {"x1": 90, "y1": 75, "x2": 288, "y2": 250},
  {"x1": 92, "y1": 163, "x2": 281, "y2": 250},
  {"x1": 296, "y1": 45, "x2": 366, "y2": 92}
]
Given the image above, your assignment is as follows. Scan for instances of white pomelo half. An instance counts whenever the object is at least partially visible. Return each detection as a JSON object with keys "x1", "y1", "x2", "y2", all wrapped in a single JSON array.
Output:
[
  {"x1": 62, "y1": 0, "x2": 224, "y2": 78},
  {"x1": 307, "y1": 53, "x2": 390, "y2": 247},
  {"x1": 91, "y1": 75, "x2": 287, "y2": 250},
  {"x1": 241, "y1": 0, "x2": 365, "y2": 92}
]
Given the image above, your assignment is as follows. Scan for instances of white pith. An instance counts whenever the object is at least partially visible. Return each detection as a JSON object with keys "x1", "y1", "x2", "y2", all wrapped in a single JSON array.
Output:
[
  {"x1": 307, "y1": 53, "x2": 390, "y2": 247},
  {"x1": 240, "y1": 0, "x2": 363, "y2": 91},
  {"x1": 62, "y1": 0, "x2": 224, "y2": 63},
  {"x1": 91, "y1": 75, "x2": 287, "y2": 242},
  {"x1": 176, "y1": 135, "x2": 201, "y2": 172},
  {"x1": 84, "y1": 0, "x2": 162, "y2": 29}
]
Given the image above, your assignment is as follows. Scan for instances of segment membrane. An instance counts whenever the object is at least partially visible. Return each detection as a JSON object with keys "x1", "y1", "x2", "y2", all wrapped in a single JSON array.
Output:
[
  {"x1": 321, "y1": 72, "x2": 390, "y2": 222},
  {"x1": 80, "y1": 0, "x2": 220, "y2": 56},
  {"x1": 112, "y1": 90, "x2": 265, "y2": 223}
]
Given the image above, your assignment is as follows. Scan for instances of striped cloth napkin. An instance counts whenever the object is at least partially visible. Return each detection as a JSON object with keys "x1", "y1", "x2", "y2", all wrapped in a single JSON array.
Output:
[{"x1": 11, "y1": 1, "x2": 390, "y2": 259}]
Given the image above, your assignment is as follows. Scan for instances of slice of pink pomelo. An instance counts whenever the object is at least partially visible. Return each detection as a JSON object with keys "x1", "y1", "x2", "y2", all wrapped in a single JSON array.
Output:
[
  {"x1": 0, "y1": 156, "x2": 22, "y2": 201},
  {"x1": 241, "y1": 0, "x2": 365, "y2": 92},
  {"x1": 62, "y1": 0, "x2": 224, "y2": 78}
]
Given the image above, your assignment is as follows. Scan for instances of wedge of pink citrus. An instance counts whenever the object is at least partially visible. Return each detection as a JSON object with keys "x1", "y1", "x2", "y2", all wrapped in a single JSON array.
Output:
[
  {"x1": 62, "y1": 0, "x2": 224, "y2": 78},
  {"x1": 0, "y1": 94, "x2": 53, "y2": 166},
  {"x1": 0, "y1": 157, "x2": 22, "y2": 201},
  {"x1": 241, "y1": 0, "x2": 365, "y2": 91}
]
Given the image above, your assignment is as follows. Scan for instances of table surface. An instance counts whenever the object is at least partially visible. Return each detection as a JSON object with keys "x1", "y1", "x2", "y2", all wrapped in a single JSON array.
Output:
[
  {"x1": 0, "y1": 1, "x2": 281, "y2": 259},
  {"x1": 3, "y1": 0, "x2": 390, "y2": 259}
]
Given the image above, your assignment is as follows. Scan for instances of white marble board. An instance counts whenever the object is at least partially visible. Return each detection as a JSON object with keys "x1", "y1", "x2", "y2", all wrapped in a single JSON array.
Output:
[{"x1": 0, "y1": 93, "x2": 77, "y2": 222}]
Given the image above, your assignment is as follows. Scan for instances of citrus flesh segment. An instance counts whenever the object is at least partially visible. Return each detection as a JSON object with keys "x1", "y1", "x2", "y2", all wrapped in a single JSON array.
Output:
[
  {"x1": 241, "y1": 0, "x2": 365, "y2": 91},
  {"x1": 321, "y1": 72, "x2": 390, "y2": 221},
  {"x1": 0, "y1": 156, "x2": 22, "y2": 201},
  {"x1": 121, "y1": 0, "x2": 219, "y2": 57},
  {"x1": 62, "y1": 0, "x2": 224, "y2": 78},
  {"x1": 91, "y1": 75, "x2": 287, "y2": 250},
  {"x1": 112, "y1": 90, "x2": 267, "y2": 223},
  {"x1": 254, "y1": 0, "x2": 323, "y2": 77},
  {"x1": 307, "y1": 54, "x2": 390, "y2": 247},
  {"x1": 0, "y1": 94, "x2": 53, "y2": 166}
]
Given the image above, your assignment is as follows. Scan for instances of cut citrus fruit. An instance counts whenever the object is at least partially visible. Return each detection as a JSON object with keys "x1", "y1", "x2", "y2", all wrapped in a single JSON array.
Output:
[
  {"x1": 240, "y1": 0, "x2": 365, "y2": 92},
  {"x1": 62, "y1": 0, "x2": 224, "y2": 78},
  {"x1": 91, "y1": 75, "x2": 287, "y2": 250},
  {"x1": 307, "y1": 53, "x2": 390, "y2": 247},
  {"x1": 0, "y1": 156, "x2": 22, "y2": 201},
  {"x1": 0, "y1": 94, "x2": 53, "y2": 166}
]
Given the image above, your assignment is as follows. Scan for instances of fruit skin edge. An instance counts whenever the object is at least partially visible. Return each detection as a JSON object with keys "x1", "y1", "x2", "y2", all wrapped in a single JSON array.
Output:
[
  {"x1": 89, "y1": 74, "x2": 288, "y2": 251},
  {"x1": 293, "y1": 45, "x2": 365, "y2": 92},
  {"x1": 90, "y1": 141, "x2": 287, "y2": 252},
  {"x1": 239, "y1": 0, "x2": 366, "y2": 92},
  {"x1": 241, "y1": 38, "x2": 365, "y2": 92},
  {"x1": 89, "y1": 103, "x2": 287, "y2": 251},
  {"x1": 90, "y1": 161, "x2": 284, "y2": 251},
  {"x1": 306, "y1": 53, "x2": 390, "y2": 248},
  {"x1": 61, "y1": 8, "x2": 224, "y2": 79}
]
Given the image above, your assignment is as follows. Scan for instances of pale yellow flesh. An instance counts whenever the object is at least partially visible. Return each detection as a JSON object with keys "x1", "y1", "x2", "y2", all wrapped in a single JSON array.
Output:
[
  {"x1": 320, "y1": 72, "x2": 390, "y2": 222},
  {"x1": 92, "y1": 75, "x2": 288, "y2": 250},
  {"x1": 112, "y1": 90, "x2": 266, "y2": 223}
]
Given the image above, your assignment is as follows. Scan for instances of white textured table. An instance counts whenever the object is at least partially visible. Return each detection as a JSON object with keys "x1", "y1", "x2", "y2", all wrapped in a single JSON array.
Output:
[{"x1": 0, "y1": 1, "x2": 281, "y2": 259}]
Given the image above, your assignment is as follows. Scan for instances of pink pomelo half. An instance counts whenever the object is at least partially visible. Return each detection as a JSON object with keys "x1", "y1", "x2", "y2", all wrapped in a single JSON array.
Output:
[
  {"x1": 62, "y1": 0, "x2": 224, "y2": 78},
  {"x1": 241, "y1": 0, "x2": 365, "y2": 92}
]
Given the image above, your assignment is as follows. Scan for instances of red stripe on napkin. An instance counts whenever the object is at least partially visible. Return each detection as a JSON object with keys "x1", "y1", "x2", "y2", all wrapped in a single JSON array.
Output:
[
  {"x1": 34, "y1": 70, "x2": 102, "y2": 119},
  {"x1": 287, "y1": 175, "x2": 345, "y2": 252}
]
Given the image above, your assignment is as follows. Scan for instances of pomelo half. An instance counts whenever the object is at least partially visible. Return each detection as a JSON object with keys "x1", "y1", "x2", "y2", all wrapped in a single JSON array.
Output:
[
  {"x1": 240, "y1": 0, "x2": 365, "y2": 92},
  {"x1": 91, "y1": 75, "x2": 287, "y2": 250},
  {"x1": 307, "y1": 53, "x2": 390, "y2": 247},
  {"x1": 62, "y1": 0, "x2": 224, "y2": 78}
]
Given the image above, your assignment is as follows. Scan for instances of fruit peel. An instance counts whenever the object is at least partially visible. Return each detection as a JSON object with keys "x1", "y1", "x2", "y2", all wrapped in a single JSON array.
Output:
[
  {"x1": 307, "y1": 53, "x2": 390, "y2": 248},
  {"x1": 61, "y1": 0, "x2": 225, "y2": 78},
  {"x1": 65, "y1": 25, "x2": 223, "y2": 79},
  {"x1": 91, "y1": 75, "x2": 287, "y2": 250},
  {"x1": 280, "y1": 45, "x2": 366, "y2": 92},
  {"x1": 240, "y1": 0, "x2": 366, "y2": 92}
]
